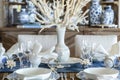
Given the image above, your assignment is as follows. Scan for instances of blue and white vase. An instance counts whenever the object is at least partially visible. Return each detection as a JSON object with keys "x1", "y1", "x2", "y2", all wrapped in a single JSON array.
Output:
[
  {"x1": 89, "y1": 0, "x2": 102, "y2": 26},
  {"x1": 101, "y1": 5, "x2": 114, "y2": 25},
  {"x1": 18, "y1": 8, "x2": 29, "y2": 24}
]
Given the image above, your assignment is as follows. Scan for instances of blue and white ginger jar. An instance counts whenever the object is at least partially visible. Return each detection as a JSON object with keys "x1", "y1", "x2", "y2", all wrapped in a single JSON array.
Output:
[
  {"x1": 19, "y1": 8, "x2": 29, "y2": 24},
  {"x1": 101, "y1": 5, "x2": 114, "y2": 25},
  {"x1": 89, "y1": 0, "x2": 102, "y2": 26}
]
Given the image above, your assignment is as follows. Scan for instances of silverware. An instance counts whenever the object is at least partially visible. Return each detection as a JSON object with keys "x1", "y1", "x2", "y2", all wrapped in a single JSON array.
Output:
[
  {"x1": 63, "y1": 73, "x2": 67, "y2": 80},
  {"x1": 60, "y1": 73, "x2": 64, "y2": 80},
  {"x1": 70, "y1": 73, "x2": 74, "y2": 80}
]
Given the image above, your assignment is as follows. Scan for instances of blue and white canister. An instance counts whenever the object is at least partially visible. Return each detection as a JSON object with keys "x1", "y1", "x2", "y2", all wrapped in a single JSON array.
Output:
[
  {"x1": 89, "y1": 0, "x2": 102, "y2": 26},
  {"x1": 101, "y1": 5, "x2": 114, "y2": 25},
  {"x1": 18, "y1": 8, "x2": 29, "y2": 24}
]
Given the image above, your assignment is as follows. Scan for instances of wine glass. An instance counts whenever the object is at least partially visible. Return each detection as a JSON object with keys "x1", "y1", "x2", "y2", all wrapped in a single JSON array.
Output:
[
  {"x1": 81, "y1": 40, "x2": 90, "y2": 59},
  {"x1": 17, "y1": 41, "x2": 26, "y2": 68},
  {"x1": 17, "y1": 52, "x2": 24, "y2": 68},
  {"x1": 80, "y1": 40, "x2": 93, "y2": 67}
]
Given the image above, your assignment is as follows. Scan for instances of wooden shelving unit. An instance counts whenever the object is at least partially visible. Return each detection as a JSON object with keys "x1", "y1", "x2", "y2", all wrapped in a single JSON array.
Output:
[
  {"x1": 101, "y1": 1, "x2": 118, "y2": 4},
  {"x1": 3, "y1": 0, "x2": 120, "y2": 28},
  {"x1": 4, "y1": 2, "x2": 26, "y2": 5}
]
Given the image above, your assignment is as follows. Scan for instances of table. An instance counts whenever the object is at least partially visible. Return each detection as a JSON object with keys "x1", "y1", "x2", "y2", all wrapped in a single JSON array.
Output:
[{"x1": 0, "y1": 60, "x2": 119, "y2": 80}]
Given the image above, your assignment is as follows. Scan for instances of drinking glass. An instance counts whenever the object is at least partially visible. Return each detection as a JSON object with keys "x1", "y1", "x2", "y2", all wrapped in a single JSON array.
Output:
[
  {"x1": 17, "y1": 41, "x2": 28, "y2": 68},
  {"x1": 81, "y1": 40, "x2": 91, "y2": 59},
  {"x1": 80, "y1": 40, "x2": 93, "y2": 67},
  {"x1": 17, "y1": 52, "x2": 24, "y2": 68}
]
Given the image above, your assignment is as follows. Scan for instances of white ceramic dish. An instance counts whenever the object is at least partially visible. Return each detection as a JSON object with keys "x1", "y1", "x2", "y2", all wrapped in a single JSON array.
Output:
[
  {"x1": 83, "y1": 67, "x2": 119, "y2": 79},
  {"x1": 15, "y1": 68, "x2": 52, "y2": 80},
  {"x1": 7, "y1": 71, "x2": 60, "y2": 80},
  {"x1": 43, "y1": 57, "x2": 82, "y2": 64}
]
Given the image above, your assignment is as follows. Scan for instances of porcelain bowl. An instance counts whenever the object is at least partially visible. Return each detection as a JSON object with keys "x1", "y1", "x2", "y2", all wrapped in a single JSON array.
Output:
[
  {"x1": 84, "y1": 67, "x2": 119, "y2": 79},
  {"x1": 15, "y1": 68, "x2": 51, "y2": 79}
]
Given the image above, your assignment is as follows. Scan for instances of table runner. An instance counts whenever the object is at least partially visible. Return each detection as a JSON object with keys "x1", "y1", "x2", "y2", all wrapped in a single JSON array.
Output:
[{"x1": 0, "y1": 60, "x2": 119, "y2": 73}]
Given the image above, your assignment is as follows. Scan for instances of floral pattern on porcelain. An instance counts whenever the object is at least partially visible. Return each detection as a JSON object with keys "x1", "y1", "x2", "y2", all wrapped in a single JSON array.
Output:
[{"x1": 89, "y1": 0, "x2": 102, "y2": 26}]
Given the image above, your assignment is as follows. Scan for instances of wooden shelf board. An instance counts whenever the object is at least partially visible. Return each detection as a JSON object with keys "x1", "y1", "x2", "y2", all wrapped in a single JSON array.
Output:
[{"x1": 101, "y1": 1, "x2": 118, "y2": 4}]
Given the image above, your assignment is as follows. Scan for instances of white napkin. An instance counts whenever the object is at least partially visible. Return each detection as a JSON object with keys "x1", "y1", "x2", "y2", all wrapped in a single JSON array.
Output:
[
  {"x1": 29, "y1": 54, "x2": 41, "y2": 67},
  {"x1": 5, "y1": 43, "x2": 19, "y2": 57},
  {"x1": 92, "y1": 44, "x2": 109, "y2": 61},
  {"x1": 38, "y1": 46, "x2": 58, "y2": 62},
  {"x1": 109, "y1": 41, "x2": 120, "y2": 57},
  {"x1": 38, "y1": 46, "x2": 58, "y2": 59},
  {"x1": 0, "y1": 43, "x2": 5, "y2": 56},
  {"x1": 32, "y1": 41, "x2": 42, "y2": 55}
]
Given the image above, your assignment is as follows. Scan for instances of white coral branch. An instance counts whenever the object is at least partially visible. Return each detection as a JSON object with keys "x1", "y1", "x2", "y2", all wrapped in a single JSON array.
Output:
[{"x1": 31, "y1": 0, "x2": 90, "y2": 31}]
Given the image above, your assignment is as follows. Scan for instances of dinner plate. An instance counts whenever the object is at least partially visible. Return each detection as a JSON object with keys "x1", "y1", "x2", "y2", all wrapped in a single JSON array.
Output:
[
  {"x1": 15, "y1": 68, "x2": 52, "y2": 80},
  {"x1": 43, "y1": 57, "x2": 82, "y2": 64},
  {"x1": 76, "y1": 70, "x2": 120, "y2": 80},
  {"x1": 7, "y1": 71, "x2": 60, "y2": 80}
]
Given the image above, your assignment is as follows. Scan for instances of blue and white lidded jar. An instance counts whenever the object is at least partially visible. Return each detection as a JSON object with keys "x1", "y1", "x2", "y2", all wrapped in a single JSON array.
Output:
[
  {"x1": 101, "y1": 5, "x2": 114, "y2": 25},
  {"x1": 18, "y1": 8, "x2": 29, "y2": 24},
  {"x1": 89, "y1": 0, "x2": 102, "y2": 26}
]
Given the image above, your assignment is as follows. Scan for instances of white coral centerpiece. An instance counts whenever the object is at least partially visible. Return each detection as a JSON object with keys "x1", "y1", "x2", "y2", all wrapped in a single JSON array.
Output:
[{"x1": 31, "y1": 0, "x2": 90, "y2": 62}]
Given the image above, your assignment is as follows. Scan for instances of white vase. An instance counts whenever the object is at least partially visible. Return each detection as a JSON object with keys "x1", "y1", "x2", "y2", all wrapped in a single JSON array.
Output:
[{"x1": 55, "y1": 27, "x2": 70, "y2": 62}]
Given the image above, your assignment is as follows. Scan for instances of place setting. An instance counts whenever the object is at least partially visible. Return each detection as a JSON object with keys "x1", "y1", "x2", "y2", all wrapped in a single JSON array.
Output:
[{"x1": 3, "y1": 39, "x2": 120, "y2": 80}]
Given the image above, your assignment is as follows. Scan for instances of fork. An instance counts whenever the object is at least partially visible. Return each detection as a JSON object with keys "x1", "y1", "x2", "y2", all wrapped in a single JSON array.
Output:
[
  {"x1": 70, "y1": 73, "x2": 74, "y2": 80},
  {"x1": 60, "y1": 73, "x2": 64, "y2": 80},
  {"x1": 63, "y1": 73, "x2": 67, "y2": 80}
]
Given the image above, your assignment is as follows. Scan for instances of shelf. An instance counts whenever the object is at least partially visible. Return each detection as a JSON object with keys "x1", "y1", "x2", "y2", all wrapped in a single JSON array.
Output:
[
  {"x1": 97, "y1": 24, "x2": 118, "y2": 28},
  {"x1": 101, "y1": 1, "x2": 118, "y2": 5},
  {"x1": 5, "y1": 2, "x2": 26, "y2": 5}
]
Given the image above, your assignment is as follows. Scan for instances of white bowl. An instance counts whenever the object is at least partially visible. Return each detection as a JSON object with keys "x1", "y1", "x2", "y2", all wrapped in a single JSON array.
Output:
[
  {"x1": 15, "y1": 68, "x2": 51, "y2": 80},
  {"x1": 84, "y1": 67, "x2": 119, "y2": 79}
]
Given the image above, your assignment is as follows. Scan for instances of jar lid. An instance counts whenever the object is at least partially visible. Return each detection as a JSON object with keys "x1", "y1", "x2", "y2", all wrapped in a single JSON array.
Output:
[{"x1": 104, "y1": 5, "x2": 111, "y2": 10}]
